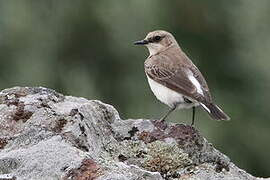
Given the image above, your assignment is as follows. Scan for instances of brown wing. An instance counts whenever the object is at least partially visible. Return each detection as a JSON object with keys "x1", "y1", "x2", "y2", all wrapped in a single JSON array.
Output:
[{"x1": 145, "y1": 54, "x2": 212, "y2": 103}]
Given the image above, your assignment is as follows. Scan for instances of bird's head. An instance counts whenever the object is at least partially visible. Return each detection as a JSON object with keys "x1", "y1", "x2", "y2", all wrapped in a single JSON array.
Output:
[{"x1": 134, "y1": 30, "x2": 178, "y2": 55}]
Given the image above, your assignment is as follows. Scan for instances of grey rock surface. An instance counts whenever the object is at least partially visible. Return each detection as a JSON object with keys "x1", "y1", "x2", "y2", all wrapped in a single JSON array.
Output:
[{"x1": 0, "y1": 87, "x2": 268, "y2": 180}]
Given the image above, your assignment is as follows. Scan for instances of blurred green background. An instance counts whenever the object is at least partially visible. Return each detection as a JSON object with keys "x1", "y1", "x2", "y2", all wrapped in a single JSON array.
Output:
[{"x1": 0, "y1": 0, "x2": 269, "y2": 177}]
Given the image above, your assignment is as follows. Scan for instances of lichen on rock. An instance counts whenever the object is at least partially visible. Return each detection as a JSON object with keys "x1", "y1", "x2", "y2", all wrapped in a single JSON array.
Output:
[
  {"x1": 0, "y1": 87, "x2": 267, "y2": 180},
  {"x1": 143, "y1": 141, "x2": 192, "y2": 176}
]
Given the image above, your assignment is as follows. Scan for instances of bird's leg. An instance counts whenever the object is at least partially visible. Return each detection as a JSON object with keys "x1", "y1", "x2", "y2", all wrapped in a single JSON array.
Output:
[
  {"x1": 191, "y1": 106, "x2": 195, "y2": 126},
  {"x1": 160, "y1": 105, "x2": 176, "y2": 122}
]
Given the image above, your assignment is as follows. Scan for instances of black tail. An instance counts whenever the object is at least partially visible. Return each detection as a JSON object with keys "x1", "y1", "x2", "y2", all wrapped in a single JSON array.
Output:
[{"x1": 200, "y1": 103, "x2": 230, "y2": 121}]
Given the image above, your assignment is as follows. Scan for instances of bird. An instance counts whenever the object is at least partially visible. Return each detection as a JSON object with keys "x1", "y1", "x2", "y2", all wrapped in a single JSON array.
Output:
[{"x1": 134, "y1": 30, "x2": 230, "y2": 125}]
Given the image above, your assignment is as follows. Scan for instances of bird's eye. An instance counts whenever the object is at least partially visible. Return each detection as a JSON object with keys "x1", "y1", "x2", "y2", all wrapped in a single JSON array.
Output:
[{"x1": 154, "y1": 36, "x2": 161, "y2": 41}]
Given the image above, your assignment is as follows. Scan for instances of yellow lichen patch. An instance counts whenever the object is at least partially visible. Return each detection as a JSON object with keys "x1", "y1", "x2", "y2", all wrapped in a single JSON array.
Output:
[
  {"x1": 143, "y1": 141, "x2": 192, "y2": 175},
  {"x1": 117, "y1": 140, "x2": 146, "y2": 159}
]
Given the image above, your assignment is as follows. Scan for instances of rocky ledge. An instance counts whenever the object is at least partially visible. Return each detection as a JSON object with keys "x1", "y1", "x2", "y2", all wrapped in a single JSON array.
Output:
[{"x1": 0, "y1": 87, "x2": 268, "y2": 180}]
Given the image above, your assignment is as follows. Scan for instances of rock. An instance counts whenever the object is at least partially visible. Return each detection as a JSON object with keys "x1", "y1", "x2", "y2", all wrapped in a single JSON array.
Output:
[{"x1": 0, "y1": 87, "x2": 268, "y2": 180}]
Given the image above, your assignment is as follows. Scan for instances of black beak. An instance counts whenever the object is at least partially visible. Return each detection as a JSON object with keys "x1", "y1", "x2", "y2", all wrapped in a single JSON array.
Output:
[{"x1": 134, "y1": 39, "x2": 148, "y2": 45}]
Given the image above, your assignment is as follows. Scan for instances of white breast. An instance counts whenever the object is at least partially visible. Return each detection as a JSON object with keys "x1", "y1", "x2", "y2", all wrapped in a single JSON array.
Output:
[
  {"x1": 146, "y1": 76, "x2": 183, "y2": 107},
  {"x1": 147, "y1": 76, "x2": 199, "y2": 109}
]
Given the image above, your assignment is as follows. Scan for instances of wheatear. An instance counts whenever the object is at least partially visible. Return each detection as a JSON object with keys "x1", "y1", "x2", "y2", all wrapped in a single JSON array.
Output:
[{"x1": 134, "y1": 30, "x2": 230, "y2": 124}]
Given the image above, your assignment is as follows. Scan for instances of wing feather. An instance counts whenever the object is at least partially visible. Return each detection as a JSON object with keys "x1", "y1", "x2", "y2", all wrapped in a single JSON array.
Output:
[{"x1": 145, "y1": 54, "x2": 212, "y2": 103}]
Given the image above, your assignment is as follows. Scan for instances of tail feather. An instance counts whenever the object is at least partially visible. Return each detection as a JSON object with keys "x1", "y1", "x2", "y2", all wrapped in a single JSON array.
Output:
[{"x1": 200, "y1": 103, "x2": 230, "y2": 121}]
